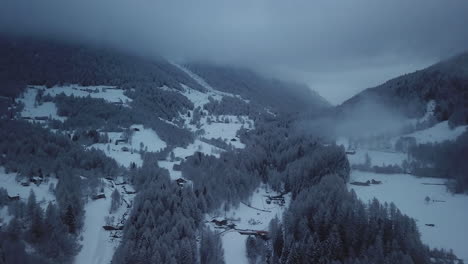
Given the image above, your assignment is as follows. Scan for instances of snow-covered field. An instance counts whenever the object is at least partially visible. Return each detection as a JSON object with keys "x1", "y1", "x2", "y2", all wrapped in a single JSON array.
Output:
[
  {"x1": 207, "y1": 185, "x2": 290, "y2": 264},
  {"x1": 348, "y1": 171, "x2": 468, "y2": 261},
  {"x1": 41, "y1": 84, "x2": 131, "y2": 105},
  {"x1": 129, "y1": 125, "x2": 167, "y2": 152},
  {"x1": 342, "y1": 127, "x2": 468, "y2": 261},
  {"x1": 17, "y1": 87, "x2": 65, "y2": 121},
  {"x1": 89, "y1": 126, "x2": 167, "y2": 168}
]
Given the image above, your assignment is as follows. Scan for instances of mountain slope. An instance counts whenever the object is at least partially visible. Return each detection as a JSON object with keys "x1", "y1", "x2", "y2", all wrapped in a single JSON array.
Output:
[
  {"x1": 337, "y1": 51, "x2": 468, "y2": 127},
  {"x1": 186, "y1": 62, "x2": 330, "y2": 113}
]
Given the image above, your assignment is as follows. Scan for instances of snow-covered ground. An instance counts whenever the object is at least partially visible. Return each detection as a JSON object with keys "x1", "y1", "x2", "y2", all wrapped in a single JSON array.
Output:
[
  {"x1": 75, "y1": 178, "x2": 135, "y2": 264},
  {"x1": 0, "y1": 167, "x2": 57, "y2": 205},
  {"x1": 341, "y1": 130, "x2": 468, "y2": 261},
  {"x1": 129, "y1": 125, "x2": 167, "y2": 152},
  {"x1": 348, "y1": 171, "x2": 468, "y2": 262},
  {"x1": 17, "y1": 87, "x2": 65, "y2": 121},
  {"x1": 0, "y1": 167, "x2": 58, "y2": 227},
  {"x1": 41, "y1": 84, "x2": 131, "y2": 105},
  {"x1": 89, "y1": 126, "x2": 167, "y2": 168},
  {"x1": 206, "y1": 185, "x2": 290, "y2": 264},
  {"x1": 396, "y1": 121, "x2": 467, "y2": 145}
]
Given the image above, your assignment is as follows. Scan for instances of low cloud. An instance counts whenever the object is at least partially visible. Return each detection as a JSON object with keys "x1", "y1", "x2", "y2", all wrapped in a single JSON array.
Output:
[{"x1": 1, "y1": 0, "x2": 467, "y2": 103}]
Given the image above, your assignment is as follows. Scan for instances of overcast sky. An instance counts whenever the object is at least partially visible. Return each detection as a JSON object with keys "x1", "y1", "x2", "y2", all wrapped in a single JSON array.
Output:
[{"x1": 1, "y1": 0, "x2": 467, "y2": 104}]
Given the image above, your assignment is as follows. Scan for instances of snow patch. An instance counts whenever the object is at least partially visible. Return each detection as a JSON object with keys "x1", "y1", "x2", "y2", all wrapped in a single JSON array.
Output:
[
  {"x1": 17, "y1": 87, "x2": 65, "y2": 121},
  {"x1": 130, "y1": 125, "x2": 167, "y2": 152}
]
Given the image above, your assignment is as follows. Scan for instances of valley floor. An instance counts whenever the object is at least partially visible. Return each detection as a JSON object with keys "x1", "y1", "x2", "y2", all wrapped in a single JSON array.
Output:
[{"x1": 348, "y1": 161, "x2": 468, "y2": 261}]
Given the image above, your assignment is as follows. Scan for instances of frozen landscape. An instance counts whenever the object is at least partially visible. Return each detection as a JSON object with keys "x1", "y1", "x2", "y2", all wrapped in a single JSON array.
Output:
[
  {"x1": 345, "y1": 127, "x2": 468, "y2": 262},
  {"x1": 2, "y1": 9, "x2": 468, "y2": 263}
]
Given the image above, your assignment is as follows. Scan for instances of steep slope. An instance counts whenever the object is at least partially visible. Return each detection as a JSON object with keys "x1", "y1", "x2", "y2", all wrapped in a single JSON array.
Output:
[
  {"x1": 337, "y1": 51, "x2": 468, "y2": 127},
  {"x1": 186, "y1": 62, "x2": 331, "y2": 113},
  {"x1": 0, "y1": 35, "x2": 205, "y2": 98}
]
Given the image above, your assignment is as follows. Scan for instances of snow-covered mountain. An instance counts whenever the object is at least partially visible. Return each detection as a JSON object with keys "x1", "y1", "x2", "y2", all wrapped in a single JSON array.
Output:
[
  {"x1": 0, "y1": 35, "x2": 464, "y2": 264},
  {"x1": 337, "y1": 51, "x2": 468, "y2": 126}
]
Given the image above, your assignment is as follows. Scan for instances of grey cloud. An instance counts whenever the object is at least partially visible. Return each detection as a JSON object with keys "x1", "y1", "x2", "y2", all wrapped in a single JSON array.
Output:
[{"x1": 1, "y1": 0, "x2": 467, "y2": 104}]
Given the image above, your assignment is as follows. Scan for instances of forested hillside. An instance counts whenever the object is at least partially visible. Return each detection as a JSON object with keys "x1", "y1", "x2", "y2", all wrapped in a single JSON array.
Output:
[
  {"x1": 186, "y1": 63, "x2": 330, "y2": 114},
  {"x1": 0, "y1": 35, "x2": 461, "y2": 264},
  {"x1": 0, "y1": 35, "x2": 205, "y2": 98},
  {"x1": 337, "y1": 52, "x2": 468, "y2": 127}
]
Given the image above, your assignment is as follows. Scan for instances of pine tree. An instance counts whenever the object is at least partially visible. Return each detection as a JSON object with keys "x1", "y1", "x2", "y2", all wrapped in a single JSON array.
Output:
[
  {"x1": 110, "y1": 189, "x2": 121, "y2": 213},
  {"x1": 63, "y1": 205, "x2": 76, "y2": 234}
]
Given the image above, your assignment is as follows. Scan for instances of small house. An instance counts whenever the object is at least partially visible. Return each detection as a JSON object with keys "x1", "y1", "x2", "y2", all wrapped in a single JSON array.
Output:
[
  {"x1": 175, "y1": 178, "x2": 187, "y2": 187},
  {"x1": 92, "y1": 193, "x2": 106, "y2": 200},
  {"x1": 115, "y1": 138, "x2": 129, "y2": 145},
  {"x1": 122, "y1": 185, "x2": 137, "y2": 194},
  {"x1": 102, "y1": 225, "x2": 124, "y2": 231},
  {"x1": 30, "y1": 176, "x2": 43, "y2": 185},
  {"x1": 34, "y1": 116, "x2": 49, "y2": 121},
  {"x1": 8, "y1": 195, "x2": 20, "y2": 201},
  {"x1": 211, "y1": 219, "x2": 228, "y2": 226},
  {"x1": 121, "y1": 146, "x2": 130, "y2": 152},
  {"x1": 21, "y1": 180, "x2": 30, "y2": 187}
]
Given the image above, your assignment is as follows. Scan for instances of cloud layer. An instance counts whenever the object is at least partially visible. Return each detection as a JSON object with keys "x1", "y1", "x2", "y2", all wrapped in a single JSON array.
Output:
[{"x1": 1, "y1": 0, "x2": 467, "y2": 104}]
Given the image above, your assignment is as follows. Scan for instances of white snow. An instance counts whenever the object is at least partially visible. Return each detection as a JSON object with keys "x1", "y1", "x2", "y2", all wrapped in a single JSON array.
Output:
[
  {"x1": 0, "y1": 167, "x2": 58, "y2": 226},
  {"x1": 397, "y1": 121, "x2": 467, "y2": 145},
  {"x1": 348, "y1": 170, "x2": 468, "y2": 262},
  {"x1": 207, "y1": 185, "x2": 290, "y2": 264},
  {"x1": 130, "y1": 125, "x2": 167, "y2": 152},
  {"x1": 89, "y1": 126, "x2": 167, "y2": 169},
  {"x1": 0, "y1": 167, "x2": 57, "y2": 205},
  {"x1": 17, "y1": 87, "x2": 65, "y2": 121},
  {"x1": 157, "y1": 161, "x2": 182, "y2": 181},
  {"x1": 41, "y1": 84, "x2": 131, "y2": 105}
]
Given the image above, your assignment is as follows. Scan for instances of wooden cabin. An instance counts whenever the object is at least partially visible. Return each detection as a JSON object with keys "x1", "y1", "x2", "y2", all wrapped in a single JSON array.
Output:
[
  {"x1": 175, "y1": 178, "x2": 187, "y2": 187},
  {"x1": 92, "y1": 193, "x2": 106, "y2": 200},
  {"x1": 102, "y1": 225, "x2": 124, "y2": 231},
  {"x1": 8, "y1": 195, "x2": 20, "y2": 201}
]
